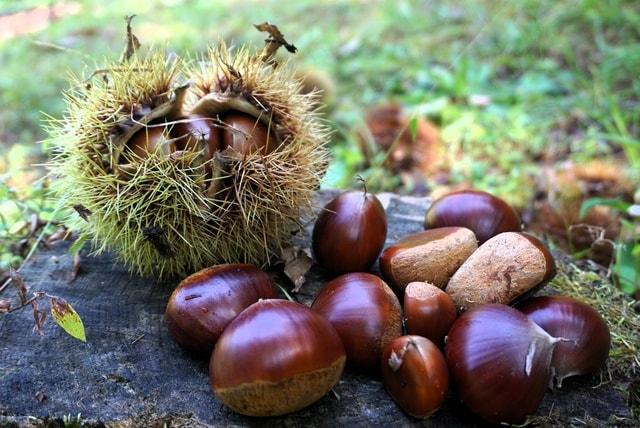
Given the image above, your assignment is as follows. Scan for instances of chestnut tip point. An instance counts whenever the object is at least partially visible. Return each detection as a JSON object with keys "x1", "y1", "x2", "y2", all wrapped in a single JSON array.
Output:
[{"x1": 382, "y1": 335, "x2": 449, "y2": 418}]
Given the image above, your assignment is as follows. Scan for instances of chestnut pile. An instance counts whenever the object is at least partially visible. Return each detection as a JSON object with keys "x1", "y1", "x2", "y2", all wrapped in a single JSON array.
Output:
[{"x1": 164, "y1": 189, "x2": 611, "y2": 424}]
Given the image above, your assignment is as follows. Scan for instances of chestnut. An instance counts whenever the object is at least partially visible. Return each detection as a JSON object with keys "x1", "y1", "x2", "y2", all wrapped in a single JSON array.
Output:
[
  {"x1": 379, "y1": 227, "x2": 476, "y2": 290},
  {"x1": 312, "y1": 189, "x2": 387, "y2": 275},
  {"x1": 164, "y1": 264, "x2": 277, "y2": 356},
  {"x1": 445, "y1": 304, "x2": 562, "y2": 424},
  {"x1": 210, "y1": 299, "x2": 346, "y2": 416},
  {"x1": 170, "y1": 115, "x2": 222, "y2": 160},
  {"x1": 519, "y1": 296, "x2": 611, "y2": 387},
  {"x1": 404, "y1": 282, "x2": 456, "y2": 346},
  {"x1": 382, "y1": 335, "x2": 449, "y2": 418},
  {"x1": 311, "y1": 272, "x2": 402, "y2": 370},
  {"x1": 424, "y1": 190, "x2": 521, "y2": 244},
  {"x1": 220, "y1": 111, "x2": 278, "y2": 155},
  {"x1": 446, "y1": 232, "x2": 556, "y2": 311},
  {"x1": 127, "y1": 125, "x2": 176, "y2": 158}
]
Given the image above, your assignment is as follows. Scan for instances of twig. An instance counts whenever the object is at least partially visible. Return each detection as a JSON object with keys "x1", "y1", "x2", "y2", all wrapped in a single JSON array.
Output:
[{"x1": 7, "y1": 292, "x2": 45, "y2": 313}]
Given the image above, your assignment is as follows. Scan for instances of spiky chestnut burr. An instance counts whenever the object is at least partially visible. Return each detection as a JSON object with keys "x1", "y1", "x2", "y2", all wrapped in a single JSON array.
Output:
[{"x1": 49, "y1": 32, "x2": 329, "y2": 279}]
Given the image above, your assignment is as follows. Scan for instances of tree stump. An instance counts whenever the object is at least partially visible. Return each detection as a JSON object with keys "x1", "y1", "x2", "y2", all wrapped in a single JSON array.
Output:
[{"x1": 0, "y1": 191, "x2": 633, "y2": 426}]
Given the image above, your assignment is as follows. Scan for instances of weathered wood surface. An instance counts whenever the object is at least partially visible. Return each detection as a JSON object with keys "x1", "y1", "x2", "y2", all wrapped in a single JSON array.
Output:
[{"x1": 0, "y1": 191, "x2": 633, "y2": 427}]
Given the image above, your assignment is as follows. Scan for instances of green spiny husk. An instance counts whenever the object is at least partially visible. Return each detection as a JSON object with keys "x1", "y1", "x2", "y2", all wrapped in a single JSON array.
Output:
[{"x1": 49, "y1": 44, "x2": 329, "y2": 279}]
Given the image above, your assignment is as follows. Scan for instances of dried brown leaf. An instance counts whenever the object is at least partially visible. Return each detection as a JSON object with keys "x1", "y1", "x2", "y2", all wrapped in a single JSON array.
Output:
[
  {"x1": 31, "y1": 299, "x2": 46, "y2": 335},
  {"x1": 281, "y1": 246, "x2": 313, "y2": 293},
  {"x1": 73, "y1": 204, "x2": 92, "y2": 221},
  {"x1": 254, "y1": 22, "x2": 297, "y2": 63},
  {"x1": 68, "y1": 253, "x2": 81, "y2": 283},
  {"x1": 9, "y1": 268, "x2": 28, "y2": 305},
  {"x1": 120, "y1": 15, "x2": 140, "y2": 63},
  {"x1": 35, "y1": 391, "x2": 46, "y2": 402},
  {"x1": 46, "y1": 226, "x2": 71, "y2": 246},
  {"x1": 0, "y1": 299, "x2": 11, "y2": 313}
]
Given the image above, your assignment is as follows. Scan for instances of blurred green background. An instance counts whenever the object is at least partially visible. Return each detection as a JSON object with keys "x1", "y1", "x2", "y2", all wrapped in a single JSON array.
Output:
[{"x1": 0, "y1": 0, "x2": 638, "y2": 292}]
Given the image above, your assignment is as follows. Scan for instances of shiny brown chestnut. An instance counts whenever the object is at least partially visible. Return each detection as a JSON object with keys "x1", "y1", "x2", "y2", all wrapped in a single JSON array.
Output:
[
  {"x1": 164, "y1": 264, "x2": 277, "y2": 356},
  {"x1": 312, "y1": 189, "x2": 387, "y2": 275},
  {"x1": 170, "y1": 115, "x2": 222, "y2": 159},
  {"x1": 404, "y1": 282, "x2": 457, "y2": 346},
  {"x1": 519, "y1": 296, "x2": 611, "y2": 387},
  {"x1": 127, "y1": 125, "x2": 176, "y2": 158},
  {"x1": 382, "y1": 335, "x2": 449, "y2": 418},
  {"x1": 311, "y1": 272, "x2": 402, "y2": 370},
  {"x1": 220, "y1": 111, "x2": 278, "y2": 155},
  {"x1": 379, "y1": 227, "x2": 477, "y2": 290},
  {"x1": 446, "y1": 232, "x2": 556, "y2": 312},
  {"x1": 210, "y1": 299, "x2": 346, "y2": 416},
  {"x1": 445, "y1": 304, "x2": 563, "y2": 424},
  {"x1": 424, "y1": 190, "x2": 521, "y2": 244}
]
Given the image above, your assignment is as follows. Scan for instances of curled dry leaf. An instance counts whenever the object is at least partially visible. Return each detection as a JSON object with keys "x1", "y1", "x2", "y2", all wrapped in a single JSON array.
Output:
[
  {"x1": 31, "y1": 299, "x2": 46, "y2": 336},
  {"x1": 73, "y1": 204, "x2": 91, "y2": 221},
  {"x1": 28, "y1": 214, "x2": 43, "y2": 237},
  {"x1": 68, "y1": 253, "x2": 81, "y2": 283},
  {"x1": 9, "y1": 268, "x2": 28, "y2": 304},
  {"x1": 46, "y1": 226, "x2": 71, "y2": 246},
  {"x1": 119, "y1": 15, "x2": 140, "y2": 63},
  {"x1": 0, "y1": 299, "x2": 11, "y2": 312},
  {"x1": 281, "y1": 246, "x2": 313, "y2": 293},
  {"x1": 254, "y1": 22, "x2": 297, "y2": 63},
  {"x1": 50, "y1": 297, "x2": 86, "y2": 342}
]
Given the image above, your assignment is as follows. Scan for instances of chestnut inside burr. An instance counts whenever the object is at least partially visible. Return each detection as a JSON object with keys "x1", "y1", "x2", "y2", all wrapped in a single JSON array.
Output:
[{"x1": 220, "y1": 111, "x2": 278, "y2": 155}]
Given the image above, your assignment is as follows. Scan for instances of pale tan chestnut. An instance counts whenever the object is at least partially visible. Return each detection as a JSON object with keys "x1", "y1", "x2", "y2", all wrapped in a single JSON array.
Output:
[
  {"x1": 446, "y1": 232, "x2": 556, "y2": 312},
  {"x1": 379, "y1": 227, "x2": 477, "y2": 291}
]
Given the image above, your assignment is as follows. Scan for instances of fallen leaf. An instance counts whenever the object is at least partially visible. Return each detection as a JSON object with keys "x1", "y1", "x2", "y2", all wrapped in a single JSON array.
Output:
[
  {"x1": 68, "y1": 253, "x2": 81, "y2": 283},
  {"x1": 9, "y1": 268, "x2": 28, "y2": 305},
  {"x1": 50, "y1": 297, "x2": 86, "y2": 342},
  {"x1": 281, "y1": 246, "x2": 313, "y2": 293},
  {"x1": 0, "y1": 299, "x2": 11, "y2": 312},
  {"x1": 119, "y1": 15, "x2": 140, "y2": 63},
  {"x1": 35, "y1": 391, "x2": 46, "y2": 402},
  {"x1": 46, "y1": 226, "x2": 71, "y2": 246},
  {"x1": 31, "y1": 299, "x2": 46, "y2": 336},
  {"x1": 254, "y1": 22, "x2": 297, "y2": 63}
]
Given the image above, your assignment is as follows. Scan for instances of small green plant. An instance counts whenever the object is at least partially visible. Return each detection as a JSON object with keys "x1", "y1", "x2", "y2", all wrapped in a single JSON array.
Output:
[{"x1": 0, "y1": 175, "x2": 65, "y2": 272}]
